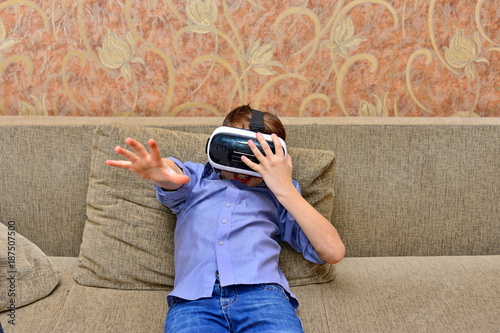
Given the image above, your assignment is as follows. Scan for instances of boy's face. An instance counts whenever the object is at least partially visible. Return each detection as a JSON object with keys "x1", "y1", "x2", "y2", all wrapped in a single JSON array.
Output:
[{"x1": 220, "y1": 122, "x2": 264, "y2": 187}]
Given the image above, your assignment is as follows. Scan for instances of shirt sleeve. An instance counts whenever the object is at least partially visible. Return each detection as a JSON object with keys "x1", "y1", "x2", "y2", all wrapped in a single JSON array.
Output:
[
  {"x1": 277, "y1": 180, "x2": 326, "y2": 264},
  {"x1": 154, "y1": 158, "x2": 198, "y2": 215}
]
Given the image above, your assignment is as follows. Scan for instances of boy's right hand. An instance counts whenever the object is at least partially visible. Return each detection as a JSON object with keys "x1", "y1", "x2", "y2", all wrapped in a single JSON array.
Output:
[{"x1": 106, "y1": 137, "x2": 189, "y2": 190}]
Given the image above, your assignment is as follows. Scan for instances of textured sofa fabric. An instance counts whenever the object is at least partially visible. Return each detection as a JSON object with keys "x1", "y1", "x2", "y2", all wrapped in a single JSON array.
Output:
[
  {"x1": 3, "y1": 256, "x2": 499, "y2": 333},
  {"x1": 0, "y1": 224, "x2": 60, "y2": 312},
  {"x1": 1, "y1": 117, "x2": 499, "y2": 333}
]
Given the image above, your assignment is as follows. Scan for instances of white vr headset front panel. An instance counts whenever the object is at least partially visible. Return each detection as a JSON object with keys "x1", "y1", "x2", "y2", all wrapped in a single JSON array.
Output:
[{"x1": 206, "y1": 126, "x2": 287, "y2": 177}]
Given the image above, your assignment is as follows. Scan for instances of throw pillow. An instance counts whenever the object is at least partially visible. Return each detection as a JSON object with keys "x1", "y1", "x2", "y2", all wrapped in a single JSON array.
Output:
[
  {"x1": 0, "y1": 222, "x2": 61, "y2": 312},
  {"x1": 74, "y1": 124, "x2": 336, "y2": 289}
]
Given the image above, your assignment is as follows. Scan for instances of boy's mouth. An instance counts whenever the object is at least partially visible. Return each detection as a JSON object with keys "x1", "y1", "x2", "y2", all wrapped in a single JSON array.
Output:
[{"x1": 234, "y1": 173, "x2": 252, "y2": 184}]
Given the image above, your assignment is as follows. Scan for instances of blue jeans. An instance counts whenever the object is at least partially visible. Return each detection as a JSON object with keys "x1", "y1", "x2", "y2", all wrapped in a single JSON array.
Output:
[{"x1": 165, "y1": 279, "x2": 304, "y2": 333}]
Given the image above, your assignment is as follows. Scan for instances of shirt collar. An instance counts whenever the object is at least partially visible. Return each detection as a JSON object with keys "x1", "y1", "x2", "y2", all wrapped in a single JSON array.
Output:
[{"x1": 202, "y1": 162, "x2": 220, "y2": 179}]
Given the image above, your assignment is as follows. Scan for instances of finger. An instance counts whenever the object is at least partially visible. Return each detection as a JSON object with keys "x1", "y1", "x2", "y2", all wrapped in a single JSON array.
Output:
[
  {"x1": 148, "y1": 139, "x2": 163, "y2": 162},
  {"x1": 270, "y1": 134, "x2": 284, "y2": 158},
  {"x1": 125, "y1": 137, "x2": 150, "y2": 158},
  {"x1": 255, "y1": 132, "x2": 274, "y2": 157},
  {"x1": 247, "y1": 139, "x2": 265, "y2": 162},
  {"x1": 105, "y1": 159, "x2": 132, "y2": 169},
  {"x1": 241, "y1": 155, "x2": 262, "y2": 173},
  {"x1": 114, "y1": 145, "x2": 139, "y2": 161}
]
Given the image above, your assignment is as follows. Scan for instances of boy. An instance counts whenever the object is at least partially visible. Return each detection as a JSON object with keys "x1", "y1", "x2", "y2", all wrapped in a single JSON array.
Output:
[{"x1": 106, "y1": 105, "x2": 345, "y2": 332}]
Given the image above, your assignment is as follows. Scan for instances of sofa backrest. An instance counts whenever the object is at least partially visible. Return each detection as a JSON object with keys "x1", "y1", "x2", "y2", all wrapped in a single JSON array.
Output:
[{"x1": 1, "y1": 117, "x2": 498, "y2": 257}]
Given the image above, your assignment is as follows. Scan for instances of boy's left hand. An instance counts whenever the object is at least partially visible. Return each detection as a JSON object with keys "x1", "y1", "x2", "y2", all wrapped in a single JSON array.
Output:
[
  {"x1": 243, "y1": 133, "x2": 346, "y2": 264},
  {"x1": 241, "y1": 133, "x2": 295, "y2": 197}
]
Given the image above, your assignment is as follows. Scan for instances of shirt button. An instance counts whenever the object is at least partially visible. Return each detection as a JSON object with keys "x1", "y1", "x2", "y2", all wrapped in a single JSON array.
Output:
[
  {"x1": 218, "y1": 241, "x2": 224, "y2": 246},
  {"x1": 225, "y1": 203, "x2": 231, "y2": 207},
  {"x1": 221, "y1": 219, "x2": 227, "y2": 224}
]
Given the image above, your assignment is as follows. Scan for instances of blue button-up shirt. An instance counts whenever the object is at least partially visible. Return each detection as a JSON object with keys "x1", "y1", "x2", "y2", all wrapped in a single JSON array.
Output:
[{"x1": 155, "y1": 159, "x2": 325, "y2": 308}]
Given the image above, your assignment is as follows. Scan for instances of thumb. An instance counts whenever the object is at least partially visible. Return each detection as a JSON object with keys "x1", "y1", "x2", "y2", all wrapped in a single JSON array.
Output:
[{"x1": 164, "y1": 167, "x2": 190, "y2": 184}]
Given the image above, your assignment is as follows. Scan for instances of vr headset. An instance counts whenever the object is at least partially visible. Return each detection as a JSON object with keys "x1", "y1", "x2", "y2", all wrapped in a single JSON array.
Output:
[{"x1": 206, "y1": 110, "x2": 287, "y2": 177}]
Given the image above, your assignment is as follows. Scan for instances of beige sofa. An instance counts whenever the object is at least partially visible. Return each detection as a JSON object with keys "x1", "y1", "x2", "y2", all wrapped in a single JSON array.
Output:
[{"x1": 1, "y1": 116, "x2": 499, "y2": 333}]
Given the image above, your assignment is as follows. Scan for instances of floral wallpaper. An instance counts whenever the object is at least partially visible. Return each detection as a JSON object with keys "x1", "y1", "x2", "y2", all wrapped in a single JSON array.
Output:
[{"x1": 0, "y1": 0, "x2": 498, "y2": 117}]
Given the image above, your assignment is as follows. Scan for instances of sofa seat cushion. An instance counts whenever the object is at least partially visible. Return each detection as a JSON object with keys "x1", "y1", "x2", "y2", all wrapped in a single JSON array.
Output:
[
  {"x1": 0, "y1": 257, "x2": 170, "y2": 333},
  {"x1": 2, "y1": 255, "x2": 498, "y2": 333},
  {"x1": 294, "y1": 255, "x2": 500, "y2": 333}
]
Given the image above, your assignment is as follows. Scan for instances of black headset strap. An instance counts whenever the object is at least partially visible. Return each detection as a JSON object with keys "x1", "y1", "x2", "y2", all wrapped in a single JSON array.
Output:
[{"x1": 249, "y1": 109, "x2": 265, "y2": 132}]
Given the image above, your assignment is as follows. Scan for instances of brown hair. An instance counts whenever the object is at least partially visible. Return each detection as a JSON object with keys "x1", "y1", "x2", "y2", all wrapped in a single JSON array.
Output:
[{"x1": 223, "y1": 105, "x2": 286, "y2": 141}]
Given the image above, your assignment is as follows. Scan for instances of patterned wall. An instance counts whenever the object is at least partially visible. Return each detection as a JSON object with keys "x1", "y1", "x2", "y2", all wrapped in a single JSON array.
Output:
[{"x1": 0, "y1": 0, "x2": 498, "y2": 117}]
